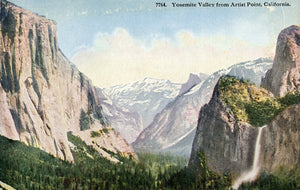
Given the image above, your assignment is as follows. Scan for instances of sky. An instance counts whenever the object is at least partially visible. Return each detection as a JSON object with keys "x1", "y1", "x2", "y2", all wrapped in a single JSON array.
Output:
[{"x1": 9, "y1": 0, "x2": 300, "y2": 87}]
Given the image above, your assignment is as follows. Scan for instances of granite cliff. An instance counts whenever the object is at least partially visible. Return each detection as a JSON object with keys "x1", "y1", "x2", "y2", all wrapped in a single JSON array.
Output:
[
  {"x1": 0, "y1": 0, "x2": 135, "y2": 162},
  {"x1": 188, "y1": 77, "x2": 270, "y2": 178},
  {"x1": 189, "y1": 25, "x2": 300, "y2": 184},
  {"x1": 260, "y1": 104, "x2": 300, "y2": 174},
  {"x1": 254, "y1": 26, "x2": 300, "y2": 176},
  {"x1": 262, "y1": 25, "x2": 300, "y2": 97}
]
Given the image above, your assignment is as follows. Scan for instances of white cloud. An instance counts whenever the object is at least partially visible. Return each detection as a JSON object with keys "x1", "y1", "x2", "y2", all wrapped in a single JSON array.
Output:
[
  {"x1": 71, "y1": 28, "x2": 275, "y2": 87},
  {"x1": 79, "y1": 11, "x2": 88, "y2": 15}
]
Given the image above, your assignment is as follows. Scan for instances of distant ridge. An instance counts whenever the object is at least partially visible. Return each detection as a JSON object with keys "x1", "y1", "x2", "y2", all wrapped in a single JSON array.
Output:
[{"x1": 103, "y1": 77, "x2": 181, "y2": 130}]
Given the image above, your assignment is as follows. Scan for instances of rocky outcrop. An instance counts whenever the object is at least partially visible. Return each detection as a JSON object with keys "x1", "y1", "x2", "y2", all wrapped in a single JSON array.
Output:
[
  {"x1": 261, "y1": 25, "x2": 300, "y2": 97},
  {"x1": 178, "y1": 73, "x2": 207, "y2": 96},
  {"x1": 188, "y1": 81, "x2": 258, "y2": 178},
  {"x1": 189, "y1": 26, "x2": 300, "y2": 182},
  {"x1": 260, "y1": 104, "x2": 300, "y2": 173},
  {"x1": 0, "y1": 0, "x2": 135, "y2": 161},
  {"x1": 259, "y1": 25, "x2": 300, "y2": 175},
  {"x1": 189, "y1": 77, "x2": 300, "y2": 181}
]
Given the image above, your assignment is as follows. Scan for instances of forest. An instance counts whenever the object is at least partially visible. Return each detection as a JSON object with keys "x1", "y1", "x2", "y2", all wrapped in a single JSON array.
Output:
[
  {"x1": 0, "y1": 130, "x2": 299, "y2": 189},
  {"x1": 219, "y1": 76, "x2": 300, "y2": 127}
]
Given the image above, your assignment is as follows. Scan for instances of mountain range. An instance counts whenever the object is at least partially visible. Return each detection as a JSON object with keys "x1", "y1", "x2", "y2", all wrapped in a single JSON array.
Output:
[
  {"x1": 133, "y1": 58, "x2": 273, "y2": 156},
  {"x1": 103, "y1": 77, "x2": 182, "y2": 129}
]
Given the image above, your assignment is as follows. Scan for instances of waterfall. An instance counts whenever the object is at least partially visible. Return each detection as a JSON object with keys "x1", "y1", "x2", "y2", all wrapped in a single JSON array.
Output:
[{"x1": 231, "y1": 125, "x2": 266, "y2": 189}]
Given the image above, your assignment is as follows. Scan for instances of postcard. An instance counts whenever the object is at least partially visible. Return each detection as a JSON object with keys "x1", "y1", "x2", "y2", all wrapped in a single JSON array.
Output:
[{"x1": 0, "y1": 0, "x2": 299, "y2": 189}]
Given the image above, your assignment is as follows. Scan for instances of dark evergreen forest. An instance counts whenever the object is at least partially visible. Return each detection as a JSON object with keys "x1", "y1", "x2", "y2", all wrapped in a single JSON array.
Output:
[{"x1": 0, "y1": 130, "x2": 298, "y2": 189}]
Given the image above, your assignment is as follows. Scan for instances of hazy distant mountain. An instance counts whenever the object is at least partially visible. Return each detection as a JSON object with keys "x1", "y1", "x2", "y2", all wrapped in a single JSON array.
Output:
[
  {"x1": 133, "y1": 58, "x2": 273, "y2": 156},
  {"x1": 178, "y1": 73, "x2": 208, "y2": 96},
  {"x1": 95, "y1": 88, "x2": 143, "y2": 143},
  {"x1": 103, "y1": 77, "x2": 182, "y2": 129}
]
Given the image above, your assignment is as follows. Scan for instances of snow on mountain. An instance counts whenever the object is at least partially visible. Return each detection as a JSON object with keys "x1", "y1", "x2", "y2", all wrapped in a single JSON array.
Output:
[
  {"x1": 95, "y1": 88, "x2": 143, "y2": 143},
  {"x1": 103, "y1": 77, "x2": 182, "y2": 129},
  {"x1": 133, "y1": 58, "x2": 273, "y2": 156},
  {"x1": 179, "y1": 73, "x2": 208, "y2": 96},
  {"x1": 227, "y1": 58, "x2": 274, "y2": 86}
]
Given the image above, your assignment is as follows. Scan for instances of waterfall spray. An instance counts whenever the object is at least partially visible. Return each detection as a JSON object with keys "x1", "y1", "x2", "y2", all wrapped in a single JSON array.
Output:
[{"x1": 231, "y1": 125, "x2": 266, "y2": 189}]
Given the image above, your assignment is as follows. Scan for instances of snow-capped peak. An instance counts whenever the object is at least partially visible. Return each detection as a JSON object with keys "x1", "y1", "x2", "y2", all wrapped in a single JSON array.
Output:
[{"x1": 103, "y1": 77, "x2": 181, "y2": 128}]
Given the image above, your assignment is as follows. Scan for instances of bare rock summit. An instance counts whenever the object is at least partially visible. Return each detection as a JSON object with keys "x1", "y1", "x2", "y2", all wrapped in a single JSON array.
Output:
[{"x1": 262, "y1": 25, "x2": 300, "y2": 97}]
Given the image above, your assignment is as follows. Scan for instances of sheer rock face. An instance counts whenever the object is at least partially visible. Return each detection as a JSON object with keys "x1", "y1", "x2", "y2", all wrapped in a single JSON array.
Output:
[
  {"x1": 188, "y1": 84, "x2": 257, "y2": 179},
  {"x1": 189, "y1": 25, "x2": 300, "y2": 180},
  {"x1": 260, "y1": 26, "x2": 300, "y2": 173},
  {"x1": 0, "y1": 1, "x2": 135, "y2": 161},
  {"x1": 188, "y1": 79, "x2": 300, "y2": 180},
  {"x1": 260, "y1": 104, "x2": 300, "y2": 173},
  {"x1": 261, "y1": 25, "x2": 300, "y2": 97}
]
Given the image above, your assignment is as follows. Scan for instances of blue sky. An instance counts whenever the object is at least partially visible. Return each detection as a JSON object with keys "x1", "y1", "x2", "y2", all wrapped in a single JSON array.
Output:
[{"x1": 9, "y1": 0, "x2": 300, "y2": 87}]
